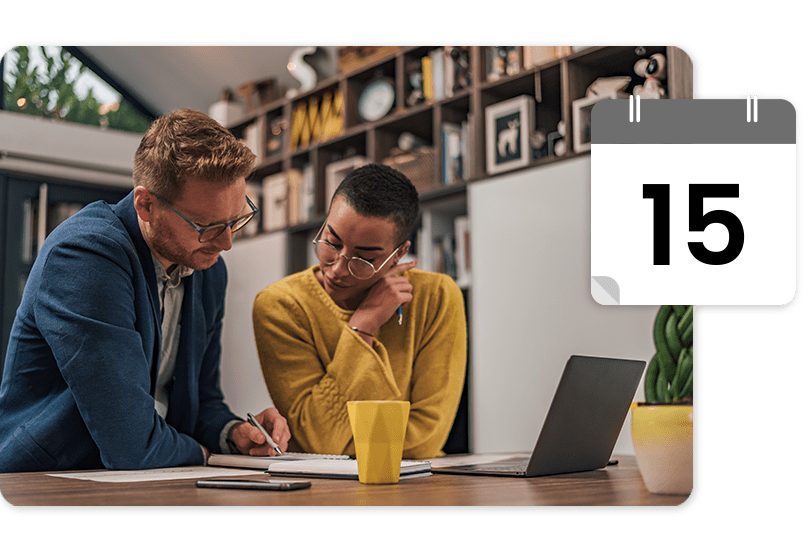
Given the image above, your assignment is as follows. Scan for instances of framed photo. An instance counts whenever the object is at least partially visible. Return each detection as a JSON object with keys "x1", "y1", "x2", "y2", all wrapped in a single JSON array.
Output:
[
  {"x1": 486, "y1": 95, "x2": 534, "y2": 175},
  {"x1": 325, "y1": 156, "x2": 368, "y2": 208},
  {"x1": 571, "y1": 91, "x2": 630, "y2": 153},
  {"x1": 261, "y1": 172, "x2": 288, "y2": 232}
]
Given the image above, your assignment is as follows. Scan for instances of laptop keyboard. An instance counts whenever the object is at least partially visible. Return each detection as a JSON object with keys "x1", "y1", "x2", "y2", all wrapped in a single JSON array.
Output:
[
  {"x1": 478, "y1": 457, "x2": 530, "y2": 473},
  {"x1": 480, "y1": 463, "x2": 527, "y2": 473}
]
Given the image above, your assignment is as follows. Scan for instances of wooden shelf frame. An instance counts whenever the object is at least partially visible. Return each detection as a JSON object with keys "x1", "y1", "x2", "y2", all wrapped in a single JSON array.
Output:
[{"x1": 229, "y1": 46, "x2": 693, "y2": 275}]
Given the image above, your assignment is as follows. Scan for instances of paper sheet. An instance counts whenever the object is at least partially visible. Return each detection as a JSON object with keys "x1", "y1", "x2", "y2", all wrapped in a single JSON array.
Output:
[{"x1": 48, "y1": 465, "x2": 265, "y2": 483}]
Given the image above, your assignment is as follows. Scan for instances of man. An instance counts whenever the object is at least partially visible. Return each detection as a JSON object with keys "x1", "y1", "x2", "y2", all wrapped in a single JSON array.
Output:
[
  {"x1": 0, "y1": 108, "x2": 289, "y2": 473},
  {"x1": 252, "y1": 164, "x2": 466, "y2": 460}
]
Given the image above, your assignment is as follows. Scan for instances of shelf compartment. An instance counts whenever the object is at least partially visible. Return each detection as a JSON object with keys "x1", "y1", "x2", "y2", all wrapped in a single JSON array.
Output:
[
  {"x1": 345, "y1": 59, "x2": 398, "y2": 129},
  {"x1": 372, "y1": 106, "x2": 434, "y2": 160},
  {"x1": 566, "y1": 45, "x2": 668, "y2": 102}
]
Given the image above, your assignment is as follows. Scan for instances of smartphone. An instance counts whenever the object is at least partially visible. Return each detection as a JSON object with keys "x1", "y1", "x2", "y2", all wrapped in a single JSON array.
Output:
[{"x1": 195, "y1": 479, "x2": 311, "y2": 491}]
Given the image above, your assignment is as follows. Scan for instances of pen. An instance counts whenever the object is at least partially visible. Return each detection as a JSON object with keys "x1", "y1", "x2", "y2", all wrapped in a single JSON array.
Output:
[
  {"x1": 246, "y1": 412, "x2": 282, "y2": 455},
  {"x1": 397, "y1": 305, "x2": 403, "y2": 325}
]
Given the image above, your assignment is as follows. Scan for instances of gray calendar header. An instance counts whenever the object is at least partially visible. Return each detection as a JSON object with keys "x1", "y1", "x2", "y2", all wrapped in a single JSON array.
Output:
[{"x1": 591, "y1": 99, "x2": 795, "y2": 144}]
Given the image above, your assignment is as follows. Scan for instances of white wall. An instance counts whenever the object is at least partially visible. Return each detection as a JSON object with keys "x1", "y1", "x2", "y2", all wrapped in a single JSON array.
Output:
[
  {"x1": 219, "y1": 231, "x2": 287, "y2": 417},
  {"x1": 468, "y1": 157, "x2": 657, "y2": 456}
]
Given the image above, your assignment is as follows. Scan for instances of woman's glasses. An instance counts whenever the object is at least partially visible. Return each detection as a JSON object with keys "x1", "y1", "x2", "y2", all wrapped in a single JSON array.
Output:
[{"x1": 312, "y1": 221, "x2": 402, "y2": 280}]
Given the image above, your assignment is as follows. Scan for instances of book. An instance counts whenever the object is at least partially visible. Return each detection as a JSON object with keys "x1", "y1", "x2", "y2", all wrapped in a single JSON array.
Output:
[
  {"x1": 287, "y1": 170, "x2": 300, "y2": 226},
  {"x1": 208, "y1": 452, "x2": 349, "y2": 470},
  {"x1": 264, "y1": 458, "x2": 432, "y2": 481},
  {"x1": 523, "y1": 46, "x2": 555, "y2": 69},
  {"x1": 433, "y1": 235, "x2": 456, "y2": 280},
  {"x1": 460, "y1": 119, "x2": 469, "y2": 180},
  {"x1": 429, "y1": 48, "x2": 444, "y2": 102},
  {"x1": 242, "y1": 117, "x2": 266, "y2": 164},
  {"x1": 261, "y1": 172, "x2": 288, "y2": 231},
  {"x1": 299, "y1": 163, "x2": 315, "y2": 223},
  {"x1": 286, "y1": 168, "x2": 303, "y2": 226},
  {"x1": 443, "y1": 47, "x2": 455, "y2": 98},
  {"x1": 441, "y1": 122, "x2": 463, "y2": 184},
  {"x1": 421, "y1": 55, "x2": 433, "y2": 100}
]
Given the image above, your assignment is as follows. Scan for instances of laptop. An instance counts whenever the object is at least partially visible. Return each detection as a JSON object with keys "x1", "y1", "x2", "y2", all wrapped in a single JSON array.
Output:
[{"x1": 433, "y1": 355, "x2": 645, "y2": 477}]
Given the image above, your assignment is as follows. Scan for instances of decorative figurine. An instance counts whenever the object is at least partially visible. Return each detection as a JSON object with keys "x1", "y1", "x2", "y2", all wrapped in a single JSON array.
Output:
[
  {"x1": 287, "y1": 47, "x2": 332, "y2": 96},
  {"x1": 633, "y1": 53, "x2": 667, "y2": 99},
  {"x1": 448, "y1": 47, "x2": 471, "y2": 93},
  {"x1": 406, "y1": 59, "x2": 424, "y2": 106}
]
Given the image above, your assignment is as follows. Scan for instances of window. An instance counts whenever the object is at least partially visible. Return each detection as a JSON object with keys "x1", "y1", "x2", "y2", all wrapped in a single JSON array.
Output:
[{"x1": 2, "y1": 46, "x2": 153, "y2": 133}]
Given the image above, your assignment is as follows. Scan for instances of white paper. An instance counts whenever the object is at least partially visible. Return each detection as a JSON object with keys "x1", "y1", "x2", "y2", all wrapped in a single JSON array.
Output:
[{"x1": 48, "y1": 465, "x2": 264, "y2": 483}]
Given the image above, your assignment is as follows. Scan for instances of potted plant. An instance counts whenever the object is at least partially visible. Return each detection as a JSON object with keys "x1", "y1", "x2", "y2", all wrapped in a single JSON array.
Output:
[{"x1": 631, "y1": 304, "x2": 693, "y2": 495}]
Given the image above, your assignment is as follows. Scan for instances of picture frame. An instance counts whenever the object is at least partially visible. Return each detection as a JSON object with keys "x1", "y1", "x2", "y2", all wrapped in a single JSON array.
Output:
[
  {"x1": 485, "y1": 95, "x2": 535, "y2": 175},
  {"x1": 261, "y1": 172, "x2": 288, "y2": 232},
  {"x1": 325, "y1": 156, "x2": 368, "y2": 209},
  {"x1": 571, "y1": 91, "x2": 630, "y2": 153}
]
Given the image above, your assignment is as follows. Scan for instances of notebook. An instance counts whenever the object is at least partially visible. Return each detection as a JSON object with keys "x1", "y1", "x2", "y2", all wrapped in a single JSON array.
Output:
[
  {"x1": 208, "y1": 452, "x2": 432, "y2": 480},
  {"x1": 263, "y1": 458, "x2": 432, "y2": 481},
  {"x1": 207, "y1": 452, "x2": 348, "y2": 470},
  {"x1": 433, "y1": 355, "x2": 645, "y2": 477}
]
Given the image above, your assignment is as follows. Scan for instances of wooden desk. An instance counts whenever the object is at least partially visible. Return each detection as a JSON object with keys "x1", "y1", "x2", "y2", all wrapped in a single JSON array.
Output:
[{"x1": 0, "y1": 455, "x2": 686, "y2": 506}]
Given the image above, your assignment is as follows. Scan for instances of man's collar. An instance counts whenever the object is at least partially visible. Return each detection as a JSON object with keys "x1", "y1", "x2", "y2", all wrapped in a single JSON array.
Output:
[{"x1": 150, "y1": 252, "x2": 193, "y2": 287}]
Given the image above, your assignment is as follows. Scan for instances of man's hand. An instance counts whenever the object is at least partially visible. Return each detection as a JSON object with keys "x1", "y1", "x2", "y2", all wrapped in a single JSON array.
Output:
[
  {"x1": 231, "y1": 407, "x2": 291, "y2": 456},
  {"x1": 350, "y1": 260, "x2": 417, "y2": 338}
]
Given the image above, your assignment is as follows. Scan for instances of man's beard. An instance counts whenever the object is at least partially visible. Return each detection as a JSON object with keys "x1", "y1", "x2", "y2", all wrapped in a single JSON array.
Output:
[{"x1": 147, "y1": 216, "x2": 221, "y2": 271}]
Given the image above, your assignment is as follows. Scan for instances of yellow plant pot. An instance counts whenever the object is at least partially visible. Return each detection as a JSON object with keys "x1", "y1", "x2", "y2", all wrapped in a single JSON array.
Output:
[{"x1": 630, "y1": 401, "x2": 693, "y2": 495}]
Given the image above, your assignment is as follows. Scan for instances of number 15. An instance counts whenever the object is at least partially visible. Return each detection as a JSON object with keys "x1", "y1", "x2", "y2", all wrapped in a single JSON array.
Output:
[{"x1": 643, "y1": 183, "x2": 745, "y2": 266}]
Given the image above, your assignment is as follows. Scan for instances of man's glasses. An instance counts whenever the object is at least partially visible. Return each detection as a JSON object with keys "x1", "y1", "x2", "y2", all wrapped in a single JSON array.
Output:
[
  {"x1": 312, "y1": 221, "x2": 402, "y2": 280},
  {"x1": 153, "y1": 192, "x2": 258, "y2": 243}
]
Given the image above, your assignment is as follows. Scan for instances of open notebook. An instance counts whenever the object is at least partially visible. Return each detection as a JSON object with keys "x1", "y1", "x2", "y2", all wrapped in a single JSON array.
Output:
[
  {"x1": 263, "y1": 458, "x2": 431, "y2": 480},
  {"x1": 208, "y1": 452, "x2": 348, "y2": 470},
  {"x1": 208, "y1": 452, "x2": 431, "y2": 480}
]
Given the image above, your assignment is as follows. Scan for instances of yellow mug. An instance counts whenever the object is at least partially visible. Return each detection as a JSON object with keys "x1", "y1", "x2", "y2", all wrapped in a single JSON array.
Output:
[{"x1": 347, "y1": 400, "x2": 410, "y2": 484}]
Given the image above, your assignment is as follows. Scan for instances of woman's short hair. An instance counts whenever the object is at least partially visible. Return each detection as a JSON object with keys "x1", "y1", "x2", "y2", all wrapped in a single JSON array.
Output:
[{"x1": 332, "y1": 163, "x2": 420, "y2": 245}]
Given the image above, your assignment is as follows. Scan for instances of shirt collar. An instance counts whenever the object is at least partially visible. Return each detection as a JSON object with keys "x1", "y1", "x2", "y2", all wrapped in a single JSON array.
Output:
[{"x1": 150, "y1": 252, "x2": 193, "y2": 288}]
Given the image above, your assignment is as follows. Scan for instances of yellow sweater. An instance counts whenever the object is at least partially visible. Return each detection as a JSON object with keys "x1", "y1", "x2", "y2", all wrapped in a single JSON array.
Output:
[{"x1": 252, "y1": 266, "x2": 467, "y2": 459}]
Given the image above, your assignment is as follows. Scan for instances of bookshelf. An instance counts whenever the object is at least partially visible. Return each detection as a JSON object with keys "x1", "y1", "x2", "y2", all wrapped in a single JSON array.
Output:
[
  {"x1": 224, "y1": 45, "x2": 692, "y2": 455},
  {"x1": 228, "y1": 46, "x2": 693, "y2": 281}
]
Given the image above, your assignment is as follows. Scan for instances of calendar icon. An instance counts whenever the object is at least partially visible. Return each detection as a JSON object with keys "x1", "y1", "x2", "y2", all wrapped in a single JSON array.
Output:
[{"x1": 590, "y1": 97, "x2": 797, "y2": 306}]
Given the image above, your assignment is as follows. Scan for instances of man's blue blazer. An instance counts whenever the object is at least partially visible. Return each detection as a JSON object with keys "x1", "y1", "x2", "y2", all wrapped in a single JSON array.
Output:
[{"x1": 0, "y1": 191, "x2": 240, "y2": 472}]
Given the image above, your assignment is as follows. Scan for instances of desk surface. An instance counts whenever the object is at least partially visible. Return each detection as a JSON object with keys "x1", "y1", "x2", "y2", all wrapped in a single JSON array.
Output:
[{"x1": 0, "y1": 455, "x2": 687, "y2": 506}]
